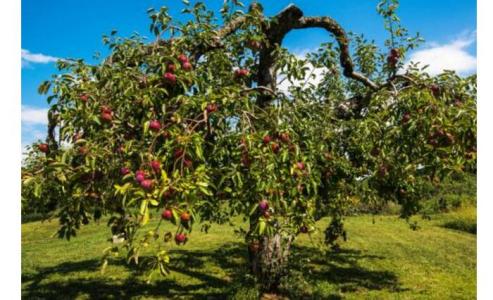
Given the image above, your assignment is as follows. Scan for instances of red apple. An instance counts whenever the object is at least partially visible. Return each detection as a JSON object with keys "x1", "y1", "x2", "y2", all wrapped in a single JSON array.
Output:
[
  {"x1": 167, "y1": 63, "x2": 176, "y2": 73},
  {"x1": 120, "y1": 167, "x2": 130, "y2": 176},
  {"x1": 279, "y1": 132, "x2": 290, "y2": 143},
  {"x1": 149, "y1": 120, "x2": 161, "y2": 132},
  {"x1": 135, "y1": 170, "x2": 145, "y2": 183},
  {"x1": 178, "y1": 54, "x2": 189, "y2": 64},
  {"x1": 150, "y1": 160, "x2": 161, "y2": 173},
  {"x1": 164, "y1": 72, "x2": 176, "y2": 84},
  {"x1": 259, "y1": 199, "x2": 269, "y2": 211},
  {"x1": 182, "y1": 61, "x2": 192, "y2": 71},
  {"x1": 296, "y1": 162, "x2": 305, "y2": 170},
  {"x1": 180, "y1": 212, "x2": 191, "y2": 223},
  {"x1": 234, "y1": 69, "x2": 249, "y2": 78},
  {"x1": 100, "y1": 106, "x2": 112, "y2": 114},
  {"x1": 271, "y1": 142, "x2": 280, "y2": 154},
  {"x1": 263, "y1": 135, "x2": 272, "y2": 144},
  {"x1": 140, "y1": 179, "x2": 153, "y2": 190},
  {"x1": 161, "y1": 209, "x2": 173, "y2": 220},
  {"x1": 80, "y1": 94, "x2": 89, "y2": 102},
  {"x1": 38, "y1": 143, "x2": 49, "y2": 153},
  {"x1": 206, "y1": 103, "x2": 218, "y2": 113},
  {"x1": 175, "y1": 233, "x2": 187, "y2": 245},
  {"x1": 100, "y1": 111, "x2": 112, "y2": 123}
]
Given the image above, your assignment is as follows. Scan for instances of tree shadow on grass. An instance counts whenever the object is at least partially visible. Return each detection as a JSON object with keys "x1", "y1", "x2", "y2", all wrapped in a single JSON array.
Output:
[
  {"x1": 22, "y1": 242, "x2": 248, "y2": 300},
  {"x1": 287, "y1": 245, "x2": 407, "y2": 297},
  {"x1": 22, "y1": 242, "x2": 405, "y2": 299}
]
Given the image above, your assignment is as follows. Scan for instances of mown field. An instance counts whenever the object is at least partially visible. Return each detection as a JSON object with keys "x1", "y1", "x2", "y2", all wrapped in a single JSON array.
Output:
[{"x1": 22, "y1": 206, "x2": 476, "y2": 299}]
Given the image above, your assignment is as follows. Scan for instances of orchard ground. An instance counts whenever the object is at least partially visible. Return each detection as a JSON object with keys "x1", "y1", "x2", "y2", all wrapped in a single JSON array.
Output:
[{"x1": 22, "y1": 206, "x2": 476, "y2": 299}]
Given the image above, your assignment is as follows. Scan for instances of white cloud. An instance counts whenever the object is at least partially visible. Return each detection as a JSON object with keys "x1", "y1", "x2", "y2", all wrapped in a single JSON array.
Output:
[
  {"x1": 21, "y1": 123, "x2": 46, "y2": 159},
  {"x1": 405, "y1": 32, "x2": 476, "y2": 76},
  {"x1": 21, "y1": 106, "x2": 48, "y2": 155},
  {"x1": 277, "y1": 50, "x2": 327, "y2": 95},
  {"x1": 21, "y1": 105, "x2": 48, "y2": 125},
  {"x1": 21, "y1": 49, "x2": 59, "y2": 67}
]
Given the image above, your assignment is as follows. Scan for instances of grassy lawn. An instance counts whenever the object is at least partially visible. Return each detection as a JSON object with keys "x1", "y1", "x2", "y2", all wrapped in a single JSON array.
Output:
[{"x1": 22, "y1": 210, "x2": 476, "y2": 299}]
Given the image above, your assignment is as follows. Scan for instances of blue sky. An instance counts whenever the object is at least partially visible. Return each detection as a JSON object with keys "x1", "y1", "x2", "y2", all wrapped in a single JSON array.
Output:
[{"x1": 21, "y1": 0, "x2": 477, "y2": 150}]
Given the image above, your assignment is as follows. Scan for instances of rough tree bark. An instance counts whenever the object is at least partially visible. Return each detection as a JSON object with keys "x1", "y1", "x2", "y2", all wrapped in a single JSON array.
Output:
[{"x1": 248, "y1": 218, "x2": 295, "y2": 292}]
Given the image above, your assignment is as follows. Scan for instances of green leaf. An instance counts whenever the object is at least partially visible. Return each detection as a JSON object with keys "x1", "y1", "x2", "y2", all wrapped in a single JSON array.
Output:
[
  {"x1": 249, "y1": 203, "x2": 258, "y2": 216},
  {"x1": 49, "y1": 162, "x2": 68, "y2": 169},
  {"x1": 74, "y1": 139, "x2": 87, "y2": 145},
  {"x1": 93, "y1": 115, "x2": 101, "y2": 125},
  {"x1": 159, "y1": 262, "x2": 170, "y2": 276},
  {"x1": 139, "y1": 199, "x2": 150, "y2": 225},
  {"x1": 142, "y1": 209, "x2": 150, "y2": 225},
  {"x1": 259, "y1": 220, "x2": 266, "y2": 235},
  {"x1": 161, "y1": 170, "x2": 168, "y2": 182},
  {"x1": 143, "y1": 121, "x2": 150, "y2": 136},
  {"x1": 195, "y1": 143, "x2": 204, "y2": 160},
  {"x1": 38, "y1": 81, "x2": 51, "y2": 95},
  {"x1": 140, "y1": 199, "x2": 148, "y2": 215},
  {"x1": 172, "y1": 209, "x2": 180, "y2": 225},
  {"x1": 33, "y1": 183, "x2": 41, "y2": 198},
  {"x1": 199, "y1": 186, "x2": 212, "y2": 196}
]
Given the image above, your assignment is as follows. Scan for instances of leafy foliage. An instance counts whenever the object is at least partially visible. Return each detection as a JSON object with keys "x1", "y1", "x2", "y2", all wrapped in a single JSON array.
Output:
[{"x1": 22, "y1": 0, "x2": 476, "y2": 286}]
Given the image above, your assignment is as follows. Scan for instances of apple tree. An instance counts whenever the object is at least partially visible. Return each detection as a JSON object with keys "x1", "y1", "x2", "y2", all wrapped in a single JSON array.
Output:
[{"x1": 22, "y1": 0, "x2": 476, "y2": 292}]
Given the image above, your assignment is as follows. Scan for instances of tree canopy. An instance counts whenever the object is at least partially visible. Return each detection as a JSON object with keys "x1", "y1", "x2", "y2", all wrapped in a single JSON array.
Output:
[{"x1": 21, "y1": 0, "x2": 476, "y2": 291}]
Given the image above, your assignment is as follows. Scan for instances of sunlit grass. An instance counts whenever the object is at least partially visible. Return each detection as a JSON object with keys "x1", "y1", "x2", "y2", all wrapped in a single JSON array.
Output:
[{"x1": 22, "y1": 209, "x2": 476, "y2": 299}]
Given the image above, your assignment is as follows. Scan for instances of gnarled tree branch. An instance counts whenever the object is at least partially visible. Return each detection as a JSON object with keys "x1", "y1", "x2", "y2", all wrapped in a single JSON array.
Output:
[
  {"x1": 252, "y1": 4, "x2": 380, "y2": 106},
  {"x1": 293, "y1": 16, "x2": 379, "y2": 91}
]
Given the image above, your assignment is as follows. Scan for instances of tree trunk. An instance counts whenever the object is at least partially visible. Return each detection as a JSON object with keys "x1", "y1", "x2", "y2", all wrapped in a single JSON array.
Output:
[{"x1": 248, "y1": 232, "x2": 294, "y2": 292}]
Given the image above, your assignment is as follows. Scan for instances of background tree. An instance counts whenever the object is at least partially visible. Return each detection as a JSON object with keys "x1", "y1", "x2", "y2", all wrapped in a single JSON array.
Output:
[{"x1": 22, "y1": 0, "x2": 476, "y2": 292}]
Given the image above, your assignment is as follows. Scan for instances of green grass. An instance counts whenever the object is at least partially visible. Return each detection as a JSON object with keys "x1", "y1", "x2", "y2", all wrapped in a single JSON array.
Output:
[
  {"x1": 432, "y1": 206, "x2": 477, "y2": 234},
  {"x1": 22, "y1": 212, "x2": 476, "y2": 299}
]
